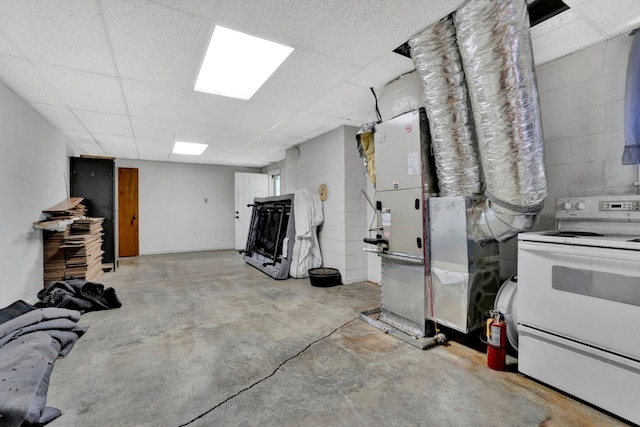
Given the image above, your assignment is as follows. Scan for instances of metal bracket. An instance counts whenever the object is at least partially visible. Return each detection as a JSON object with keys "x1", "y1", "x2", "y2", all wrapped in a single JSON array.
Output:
[{"x1": 358, "y1": 307, "x2": 446, "y2": 350}]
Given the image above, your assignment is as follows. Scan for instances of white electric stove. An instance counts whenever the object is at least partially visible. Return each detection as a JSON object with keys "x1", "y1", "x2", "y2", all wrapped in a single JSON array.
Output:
[{"x1": 518, "y1": 195, "x2": 640, "y2": 425}]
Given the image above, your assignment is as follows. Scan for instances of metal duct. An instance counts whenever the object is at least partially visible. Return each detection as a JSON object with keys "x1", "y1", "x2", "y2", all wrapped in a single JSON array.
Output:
[
  {"x1": 454, "y1": 0, "x2": 548, "y2": 242},
  {"x1": 377, "y1": 71, "x2": 424, "y2": 122},
  {"x1": 409, "y1": 17, "x2": 483, "y2": 197}
]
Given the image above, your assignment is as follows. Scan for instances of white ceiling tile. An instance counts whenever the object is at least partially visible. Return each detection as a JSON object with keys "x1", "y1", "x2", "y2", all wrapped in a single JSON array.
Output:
[
  {"x1": 348, "y1": 107, "x2": 376, "y2": 124},
  {"x1": 241, "y1": 144, "x2": 279, "y2": 157},
  {"x1": 136, "y1": 137, "x2": 173, "y2": 152},
  {"x1": 137, "y1": 150, "x2": 170, "y2": 161},
  {"x1": 62, "y1": 130, "x2": 95, "y2": 142},
  {"x1": 0, "y1": 31, "x2": 22, "y2": 57},
  {"x1": 251, "y1": 48, "x2": 361, "y2": 109},
  {"x1": 198, "y1": 147, "x2": 234, "y2": 159},
  {"x1": 0, "y1": 0, "x2": 115, "y2": 74},
  {"x1": 121, "y1": 79, "x2": 190, "y2": 120},
  {"x1": 263, "y1": 149, "x2": 286, "y2": 162},
  {"x1": 197, "y1": 156, "x2": 232, "y2": 165},
  {"x1": 35, "y1": 63, "x2": 127, "y2": 114},
  {"x1": 0, "y1": 55, "x2": 62, "y2": 105},
  {"x1": 215, "y1": 0, "x2": 342, "y2": 47},
  {"x1": 228, "y1": 102, "x2": 295, "y2": 133},
  {"x1": 103, "y1": 147, "x2": 140, "y2": 159},
  {"x1": 74, "y1": 141, "x2": 107, "y2": 156},
  {"x1": 571, "y1": 0, "x2": 640, "y2": 36},
  {"x1": 92, "y1": 133, "x2": 137, "y2": 150},
  {"x1": 102, "y1": 0, "x2": 210, "y2": 88},
  {"x1": 301, "y1": 1, "x2": 464, "y2": 66},
  {"x1": 271, "y1": 111, "x2": 338, "y2": 139},
  {"x1": 131, "y1": 116, "x2": 180, "y2": 140},
  {"x1": 530, "y1": 10, "x2": 580, "y2": 39},
  {"x1": 73, "y1": 110, "x2": 132, "y2": 136},
  {"x1": 563, "y1": 0, "x2": 589, "y2": 5},
  {"x1": 222, "y1": 155, "x2": 266, "y2": 167},
  {"x1": 199, "y1": 144, "x2": 237, "y2": 155},
  {"x1": 61, "y1": 130, "x2": 107, "y2": 156},
  {"x1": 169, "y1": 153, "x2": 207, "y2": 163},
  {"x1": 176, "y1": 122, "x2": 260, "y2": 146},
  {"x1": 30, "y1": 103, "x2": 85, "y2": 131},
  {"x1": 247, "y1": 133, "x2": 300, "y2": 150},
  {"x1": 181, "y1": 92, "x2": 247, "y2": 126},
  {"x1": 301, "y1": 120, "x2": 344, "y2": 140},
  {"x1": 150, "y1": 0, "x2": 220, "y2": 19},
  {"x1": 302, "y1": 82, "x2": 374, "y2": 120},
  {"x1": 347, "y1": 52, "x2": 416, "y2": 92},
  {"x1": 532, "y1": 19, "x2": 604, "y2": 65}
]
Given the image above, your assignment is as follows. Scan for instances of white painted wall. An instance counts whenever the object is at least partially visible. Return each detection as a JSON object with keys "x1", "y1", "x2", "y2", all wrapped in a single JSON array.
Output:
[
  {"x1": 115, "y1": 159, "x2": 259, "y2": 255},
  {"x1": 0, "y1": 82, "x2": 79, "y2": 307},
  {"x1": 499, "y1": 33, "x2": 636, "y2": 277}
]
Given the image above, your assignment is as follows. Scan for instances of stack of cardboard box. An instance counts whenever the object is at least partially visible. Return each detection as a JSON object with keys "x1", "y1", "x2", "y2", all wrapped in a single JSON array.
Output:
[
  {"x1": 62, "y1": 217, "x2": 105, "y2": 281},
  {"x1": 34, "y1": 197, "x2": 105, "y2": 285}
]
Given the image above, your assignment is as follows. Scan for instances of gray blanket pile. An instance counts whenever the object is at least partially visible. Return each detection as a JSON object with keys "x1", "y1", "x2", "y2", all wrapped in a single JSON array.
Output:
[
  {"x1": 37, "y1": 279, "x2": 121, "y2": 313},
  {"x1": 0, "y1": 305, "x2": 87, "y2": 426}
]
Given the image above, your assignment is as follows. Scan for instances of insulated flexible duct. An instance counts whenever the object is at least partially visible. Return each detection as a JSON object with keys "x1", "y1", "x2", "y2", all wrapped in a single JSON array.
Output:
[
  {"x1": 454, "y1": 0, "x2": 547, "y2": 241},
  {"x1": 409, "y1": 17, "x2": 483, "y2": 196}
]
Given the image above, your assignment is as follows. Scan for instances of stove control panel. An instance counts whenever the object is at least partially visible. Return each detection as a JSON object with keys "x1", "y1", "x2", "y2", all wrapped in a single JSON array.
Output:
[
  {"x1": 556, "y1": 195, "x2": 640, "y2": 221},
  {"x1": 601, "y1": 200, "x2": 640, "y2": 211}
]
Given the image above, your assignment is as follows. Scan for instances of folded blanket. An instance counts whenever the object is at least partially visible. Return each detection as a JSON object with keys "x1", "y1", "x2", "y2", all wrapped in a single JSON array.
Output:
[
  {"x1": 0, "y1": 300, "x2": 36, "y2": 325},
  {"x1": 0, "y1": 307, "x2": 86, "y2": 427}
]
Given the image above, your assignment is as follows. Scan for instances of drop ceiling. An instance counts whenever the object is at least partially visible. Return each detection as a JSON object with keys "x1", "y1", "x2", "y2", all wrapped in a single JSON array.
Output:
[{"x1": 0, "y1": 0, "x2": 638, "y2": 168}]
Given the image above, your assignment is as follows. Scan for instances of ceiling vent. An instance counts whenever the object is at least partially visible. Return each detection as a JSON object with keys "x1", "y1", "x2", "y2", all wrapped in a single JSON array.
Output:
[{"x1": 528, "y1": 0, "x2": 570, "y2": 27}]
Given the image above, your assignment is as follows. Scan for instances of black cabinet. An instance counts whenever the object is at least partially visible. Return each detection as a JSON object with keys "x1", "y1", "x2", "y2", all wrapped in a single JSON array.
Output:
[{"x1": 70, "y1": 157, "x2": 115, "y2": 266}]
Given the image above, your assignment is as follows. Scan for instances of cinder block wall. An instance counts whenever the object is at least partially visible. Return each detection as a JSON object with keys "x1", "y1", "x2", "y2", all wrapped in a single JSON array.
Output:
[
  {"x1": 343, "y1": 126, "x2": 368, "y2": 284},
  {"x1": 499, "y1": 32, "x2": 637, "y2": 279},
  {"x1": 284, "y1": 126, "x2": 368, "y2": 284}
]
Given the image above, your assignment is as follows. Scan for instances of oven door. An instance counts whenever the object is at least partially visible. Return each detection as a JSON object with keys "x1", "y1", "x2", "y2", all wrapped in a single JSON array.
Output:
[{"x1": 518, "y1": 239, "x2": 640, "y2": 359}]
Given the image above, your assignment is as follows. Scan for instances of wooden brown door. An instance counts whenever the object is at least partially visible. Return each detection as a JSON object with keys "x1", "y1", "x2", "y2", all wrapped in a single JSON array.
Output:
[{"x1": 118, "y1": 168, "x2": 139, "y2": 257}]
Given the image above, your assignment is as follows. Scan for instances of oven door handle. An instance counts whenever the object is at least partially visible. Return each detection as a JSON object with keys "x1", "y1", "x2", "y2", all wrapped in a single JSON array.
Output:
[{"x1": 519, "y1": 241, "x2": 640, "y2": 262}]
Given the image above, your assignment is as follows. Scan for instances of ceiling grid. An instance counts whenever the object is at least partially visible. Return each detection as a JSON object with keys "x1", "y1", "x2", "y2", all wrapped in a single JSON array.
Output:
[{"x1": 0, "y1": 0, "x2": 637, "y2": 166}]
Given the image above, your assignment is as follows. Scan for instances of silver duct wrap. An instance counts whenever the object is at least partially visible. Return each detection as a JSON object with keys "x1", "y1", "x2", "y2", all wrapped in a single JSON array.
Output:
[
  {"x1": 409, "y1": 17, "x2": 483, "y2": 197},
  {"x1": 454, "y1": 0, "x2": 548, "y2": 241}
]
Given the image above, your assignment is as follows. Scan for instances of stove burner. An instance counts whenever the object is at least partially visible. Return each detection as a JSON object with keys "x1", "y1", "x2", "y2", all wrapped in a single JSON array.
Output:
[{"x1": 543, "y1": 231, "x2": 603, "y2": 237}]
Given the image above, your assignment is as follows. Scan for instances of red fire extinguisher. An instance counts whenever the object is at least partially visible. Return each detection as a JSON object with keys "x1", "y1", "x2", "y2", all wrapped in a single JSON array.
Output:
[{"x1": 487, "y1": 310, "x2": 507, "y2": 371}]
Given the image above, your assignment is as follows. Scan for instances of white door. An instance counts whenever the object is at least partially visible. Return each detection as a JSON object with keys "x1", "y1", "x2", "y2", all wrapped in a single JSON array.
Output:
[{"x1": 235, "y1": 172, "x2": 269, "y2": 250}]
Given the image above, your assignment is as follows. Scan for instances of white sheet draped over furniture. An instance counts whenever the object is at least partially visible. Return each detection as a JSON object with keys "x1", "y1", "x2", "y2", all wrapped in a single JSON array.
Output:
[{"x1": 289, "y1": 188, "x2": 324, "y2": 278}]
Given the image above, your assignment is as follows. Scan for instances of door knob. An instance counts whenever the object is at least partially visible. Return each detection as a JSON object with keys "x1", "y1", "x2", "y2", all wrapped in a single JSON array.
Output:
[{"x1": 131, "y1": 214, "x2": 138, "y2": 225}]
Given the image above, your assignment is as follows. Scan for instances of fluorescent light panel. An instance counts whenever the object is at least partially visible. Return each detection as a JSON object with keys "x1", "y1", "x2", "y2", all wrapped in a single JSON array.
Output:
[
  {"x1": 173, "y1": 141, "x2": 208, "y2": 155},
  {"x1": 194, "y1": 26, "x2": 293, "y2": 100}
]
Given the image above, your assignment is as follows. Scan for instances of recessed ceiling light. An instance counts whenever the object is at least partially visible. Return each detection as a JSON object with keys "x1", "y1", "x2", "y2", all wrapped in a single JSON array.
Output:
[
  {"x1": 172, "y1": 141, "x2": 208, "y2": 155},
  {"x1": 194, "y1": 26, "x2": 294, "y2": 100}
]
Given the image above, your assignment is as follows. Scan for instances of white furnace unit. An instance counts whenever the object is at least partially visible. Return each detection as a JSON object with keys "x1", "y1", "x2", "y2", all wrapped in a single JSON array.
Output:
[{"x1": 362, "y1": 109, "x2": 501, "y2": 345}]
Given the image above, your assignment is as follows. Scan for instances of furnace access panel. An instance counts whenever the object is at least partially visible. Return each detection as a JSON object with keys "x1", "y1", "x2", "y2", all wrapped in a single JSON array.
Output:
[{"x1": 374, "y1": 109, "x2": 424, "y2": 192}]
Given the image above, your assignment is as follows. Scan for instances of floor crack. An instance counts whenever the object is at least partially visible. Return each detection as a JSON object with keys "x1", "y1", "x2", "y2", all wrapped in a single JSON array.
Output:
[{"x1": 178, "y1": 317, "x2": 357, "y2": 426}]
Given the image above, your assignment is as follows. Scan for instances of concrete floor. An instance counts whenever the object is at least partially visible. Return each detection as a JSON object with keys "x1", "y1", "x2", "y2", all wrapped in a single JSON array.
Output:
[{"x1": 46, "y1": 250, "x2": 627, "y2": 427}]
